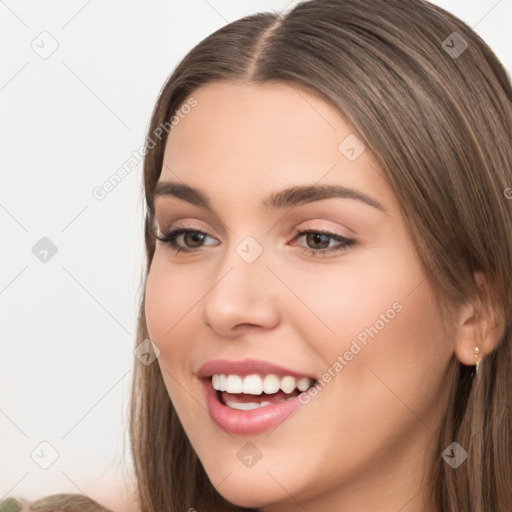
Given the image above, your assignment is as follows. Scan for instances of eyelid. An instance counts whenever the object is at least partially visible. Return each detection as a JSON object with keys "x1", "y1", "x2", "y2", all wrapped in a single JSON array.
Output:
[
  {"x1": 295, "y1": 219, "x2": 354, "y2": 236},
  {"x1": 156, "y1": 220, "x2": 216, "y2": 237},
  {"x1": 153, "y1": 207, "x2": 229, "y2": 238}
]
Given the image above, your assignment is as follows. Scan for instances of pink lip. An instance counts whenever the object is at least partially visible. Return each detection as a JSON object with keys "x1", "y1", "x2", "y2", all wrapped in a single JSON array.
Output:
[
  {"x1": 200, "y1": 378, "x2": 306, "y2": 435},
  {"x1": 195, "y1": 358, "x2": 316, "y2": 379},
  {"x1": 196, "y1": 358, "x2": 317, "y2": 435}
]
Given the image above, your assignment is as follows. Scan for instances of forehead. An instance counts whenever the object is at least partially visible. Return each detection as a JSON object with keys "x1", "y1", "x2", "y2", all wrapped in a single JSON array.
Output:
[
  {"x1": 158, "y1": 81, "x2": 397, "y2": 216},
  {"x1": 164, "y1": 81, "x2": 347, "y2": 159}
]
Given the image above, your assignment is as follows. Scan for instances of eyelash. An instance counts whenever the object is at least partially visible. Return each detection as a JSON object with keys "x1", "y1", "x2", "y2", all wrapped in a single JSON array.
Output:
[{"x1": 155, "y1": 227, "x2": 356, "y2": 256}]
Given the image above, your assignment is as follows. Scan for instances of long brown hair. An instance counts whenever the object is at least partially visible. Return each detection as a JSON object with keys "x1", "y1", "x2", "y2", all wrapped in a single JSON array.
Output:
[{"x1": 132, "y1": 0, "x2": 512, "y2": 510}]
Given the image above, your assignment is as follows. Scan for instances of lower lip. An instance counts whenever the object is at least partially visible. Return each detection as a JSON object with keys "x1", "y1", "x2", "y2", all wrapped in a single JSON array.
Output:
[{"x1": 200, "y1": 378, "x2": 305, "y2": 435}]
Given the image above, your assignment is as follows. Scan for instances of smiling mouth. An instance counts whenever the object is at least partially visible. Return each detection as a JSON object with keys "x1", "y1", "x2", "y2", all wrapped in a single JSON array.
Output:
[{"x1": 210, "y1": 373, "x2": 318, "y2": 410}]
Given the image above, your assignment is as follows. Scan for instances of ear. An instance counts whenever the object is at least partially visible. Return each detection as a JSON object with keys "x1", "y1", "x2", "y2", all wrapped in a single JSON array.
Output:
[{"x1": 453, "y1": 272, "x2": 505, "y2": 367}]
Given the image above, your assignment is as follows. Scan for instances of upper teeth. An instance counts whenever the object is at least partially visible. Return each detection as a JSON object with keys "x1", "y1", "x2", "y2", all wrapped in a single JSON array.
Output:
[{"x1": 211, "y1": 374, "x2": 314, "y2": 395}]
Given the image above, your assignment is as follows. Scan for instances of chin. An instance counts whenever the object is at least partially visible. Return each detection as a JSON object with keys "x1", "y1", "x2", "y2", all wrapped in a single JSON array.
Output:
[
  {"x1": 200, "y1": 459, "x2": 307, "y2": 509},
  {"x1": 213, "y1": 480, "x2": 280, "y2": 509}
]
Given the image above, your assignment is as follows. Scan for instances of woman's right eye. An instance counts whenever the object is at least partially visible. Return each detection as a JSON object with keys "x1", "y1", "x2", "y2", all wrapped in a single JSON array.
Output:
[{"x1": 156, "y1": 228, "x2": 219, "y2": 254}]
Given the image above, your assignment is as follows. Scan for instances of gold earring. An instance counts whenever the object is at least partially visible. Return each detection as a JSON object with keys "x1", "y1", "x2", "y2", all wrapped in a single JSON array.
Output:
[
  {"x1": 474, "y1": 346, "x2": 481, "y2": 374},
  {"x1": 473, "y1": 314, "x2": 481, "y2": 375}
]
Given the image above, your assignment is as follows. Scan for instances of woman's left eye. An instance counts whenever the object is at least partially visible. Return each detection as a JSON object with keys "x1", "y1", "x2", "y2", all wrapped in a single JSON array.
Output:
[
  {"x1": 292, "y1": 229, "x2": 356, "y2": 256},
  {"x1": 155, "y1": 227, "x2": 356, "y2": 256}
]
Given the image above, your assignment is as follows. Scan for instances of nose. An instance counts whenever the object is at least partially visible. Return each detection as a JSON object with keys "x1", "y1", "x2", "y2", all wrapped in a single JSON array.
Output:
[{"x1": 201, "y1": 246, "x2": 281, "y2": 338}]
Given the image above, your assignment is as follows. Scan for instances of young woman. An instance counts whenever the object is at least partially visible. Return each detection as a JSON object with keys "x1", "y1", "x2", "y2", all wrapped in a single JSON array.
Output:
[{"x1": 3, "y1": 0, "x2": 511, "y2": 510}]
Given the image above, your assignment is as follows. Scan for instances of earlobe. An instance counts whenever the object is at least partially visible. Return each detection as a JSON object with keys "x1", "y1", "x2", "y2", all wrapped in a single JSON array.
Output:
[
  {"x1": 453, "y1": 308, "x2": 483, "y2": 367},
  {"x1": 453, "y1": 279, "x2": 505, "y2": 369}
]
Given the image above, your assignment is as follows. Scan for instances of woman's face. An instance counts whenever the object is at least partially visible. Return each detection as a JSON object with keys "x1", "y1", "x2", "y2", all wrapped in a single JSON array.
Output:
[{"x1": 145, "y1": 81, "x2": 454, "y2": 510}]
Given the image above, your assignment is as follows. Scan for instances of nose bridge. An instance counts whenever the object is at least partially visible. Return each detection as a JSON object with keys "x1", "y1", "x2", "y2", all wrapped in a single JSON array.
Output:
[
  {"x1": 200, "y1": 233, "x2": 280, "y2": 335},
  {"x1": 215, "y1": 232, "x2": 269, "y2": 291}
]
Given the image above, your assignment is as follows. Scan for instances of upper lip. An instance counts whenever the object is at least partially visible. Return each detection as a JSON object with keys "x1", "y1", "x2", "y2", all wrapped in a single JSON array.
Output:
[{"x1": 196, "y1": 358, "x2": 317, "y2": 380}]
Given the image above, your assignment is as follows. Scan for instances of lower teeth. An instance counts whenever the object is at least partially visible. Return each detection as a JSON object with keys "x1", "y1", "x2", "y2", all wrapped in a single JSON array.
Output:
[
  {"x1": 223, "y1": 397, "x2": 295, "y2": 410},
  {"x1": 224, "y1": 401, "x2": 270, "y2": 410}
]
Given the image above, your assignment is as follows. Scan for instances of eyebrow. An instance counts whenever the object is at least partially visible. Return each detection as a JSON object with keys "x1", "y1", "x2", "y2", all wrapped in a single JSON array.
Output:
[{"x1": 153, "y1": 181, "x2": 386, "y2": 213}]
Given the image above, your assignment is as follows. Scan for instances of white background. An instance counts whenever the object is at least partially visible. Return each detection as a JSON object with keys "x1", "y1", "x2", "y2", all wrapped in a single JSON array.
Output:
[{"x1": 1, "y1": 0, "x2": 511, "y2": 505}]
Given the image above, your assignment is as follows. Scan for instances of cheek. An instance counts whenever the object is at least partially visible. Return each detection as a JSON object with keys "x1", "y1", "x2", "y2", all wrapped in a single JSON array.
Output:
[
  {"x1": 144, "y1": 259, "x2": 171, "y2": 344},
  {"x1": 144, "y1": 258, "x2": 199, "y2": 411},
  {"x1": 284, "y1": 245, "x2": 447, "y2": 379},
  {"x1": 144, "y1": 255, "x2": 193, "y2": 355}
]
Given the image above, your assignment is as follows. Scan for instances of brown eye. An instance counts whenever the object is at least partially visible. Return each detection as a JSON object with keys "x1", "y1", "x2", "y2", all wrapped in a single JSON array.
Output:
[
  {"x1": 305, "y1": 232, "x2": 331, "y2": 250},
  {"x1": 293, "y1": 229, "x2": 356, "y2": 256},
  {"x1": 156, "y1": 228, "x2": 218, "y2": 254},
  {"x1": 182, "y1": 231, "x2": 206, "y2": 248}
]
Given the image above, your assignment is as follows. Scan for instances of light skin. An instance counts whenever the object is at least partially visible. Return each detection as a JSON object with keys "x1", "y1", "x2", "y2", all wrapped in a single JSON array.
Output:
[{"x1": 144, "y1": 81, "x2": 500, "y2": 512}]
